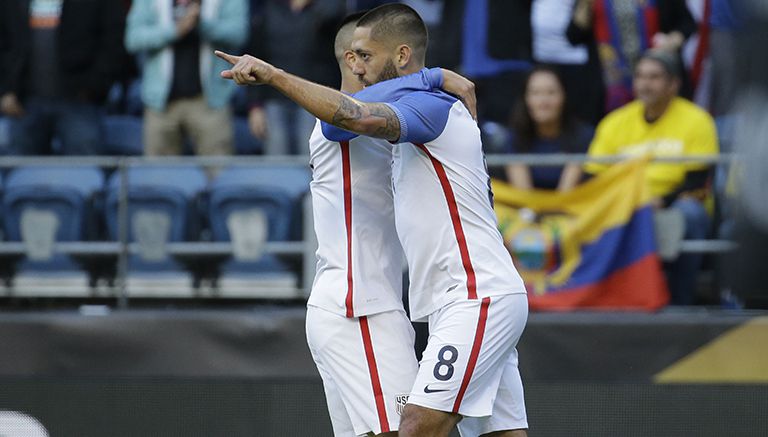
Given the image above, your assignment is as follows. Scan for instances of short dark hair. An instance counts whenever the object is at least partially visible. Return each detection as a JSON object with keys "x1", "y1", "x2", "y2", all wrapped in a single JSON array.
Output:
[
  {"x1": 334, "y1": 11, "x2": 368, "y2": 62},
  {"x1": 337, "y1": 10, "x2": 368, "y2": 33},
  {"x1": 357, "y1": 3, "x2": 428, "y2": 62}
]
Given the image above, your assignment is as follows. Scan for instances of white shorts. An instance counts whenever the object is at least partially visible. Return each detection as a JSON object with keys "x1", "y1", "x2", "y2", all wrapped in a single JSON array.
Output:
[
  {"x1": 306, "y1": 306, "x2": 418, "y2": 436},
  {"x1": 407, "y1": 293, "x2": 528, "y2": 431}
]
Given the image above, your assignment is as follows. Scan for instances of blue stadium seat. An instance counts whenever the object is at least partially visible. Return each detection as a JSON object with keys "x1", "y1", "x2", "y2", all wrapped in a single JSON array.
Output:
[
  {"x1": 106, "y1": 165, "x2": 207, "y2": 241},
  {"x1": 233, "y1": 116, "x2": 264, "y2": 155},
  {"x1": 208, "y1": 165, "x2": 311, "y2": 275},
  {"x1": 105, "y1": 165, "x2": 208, "y2": 290},
  {"x1": 2, "y1": 166, "x2": 104, "y2": 242},
  {"x1": 103, "y1": 115, "x2": 144, "y2": 155},
  {"x1": 1, "y1": 166, "x2": 105, "y2": 282}
]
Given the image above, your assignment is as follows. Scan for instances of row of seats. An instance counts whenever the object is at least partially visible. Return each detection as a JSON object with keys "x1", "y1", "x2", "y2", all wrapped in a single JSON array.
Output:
[
  {"x1": 0, "y1": 165, "x2": 311, "y2": 290},
  {"x1": 0, "y1": 116, "x2": 264, "y2": 156}
]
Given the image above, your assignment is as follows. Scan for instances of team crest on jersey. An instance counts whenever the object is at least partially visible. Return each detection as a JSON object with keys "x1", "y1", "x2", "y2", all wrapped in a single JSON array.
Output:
[{"x1": 395, "y1": 394, "x2": 409, "y2": 415}]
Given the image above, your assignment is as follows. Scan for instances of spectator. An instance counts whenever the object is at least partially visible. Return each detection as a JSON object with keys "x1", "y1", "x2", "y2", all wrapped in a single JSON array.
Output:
[
  {"x1": 708, "y1": 0, "x2": 743, "y2": 117},
  {"x1": 568, "y1": 0, "x2": 696, "y2": 112},
  {"x1": 533, "y1": 0, "x2": 604, "y2": 125},
  {"x1": 125, "y1": 0, "x2": 248, "y2": 157},
  {"x1": 0, "y1": 0, "x2": 126, "y2": 155},
  {"x1": 585, "y1": 50, "x2": 719, "y2": 305},
  {"x1": 505, "y1": 66, "x2": 594, "y2": 192},
  {"x1": 246, "y1": 0, "x2": 345, "y2": 155},
  {"x1": 433, "y1": 0, "x2": 533, "y2": 125}
]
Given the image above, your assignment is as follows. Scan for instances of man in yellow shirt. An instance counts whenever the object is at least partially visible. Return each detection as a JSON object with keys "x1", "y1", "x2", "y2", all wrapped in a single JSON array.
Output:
[{"x1": 585, "y1": 49, "x2": 719, "y2": 306}]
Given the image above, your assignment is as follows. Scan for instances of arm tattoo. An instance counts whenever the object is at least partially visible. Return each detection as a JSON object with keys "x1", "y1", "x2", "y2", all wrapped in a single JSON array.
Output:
[
  {"x1": 368, "y1": 103, "x2": 401, "y2": 141},
  {"x1": 332, "y1": 95, "x2": 401, "y2": 141},
  {"x1": 331, "y1": 96, "x2": 362, "y2": 127}
]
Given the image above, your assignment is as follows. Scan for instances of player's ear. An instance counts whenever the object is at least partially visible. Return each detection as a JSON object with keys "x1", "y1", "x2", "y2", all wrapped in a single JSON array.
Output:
[
  {"x1": 396, "y1": 44, "x2": 412, "y2": 68},
  {"x1": 343, "y1": 50, "x2": 356, "y2": 71}
]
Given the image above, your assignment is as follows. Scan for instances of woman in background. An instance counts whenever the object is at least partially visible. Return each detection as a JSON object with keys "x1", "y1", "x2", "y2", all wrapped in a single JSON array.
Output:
[{"x1": 505, "y1": 66, "x2": 594, "y2": 192}]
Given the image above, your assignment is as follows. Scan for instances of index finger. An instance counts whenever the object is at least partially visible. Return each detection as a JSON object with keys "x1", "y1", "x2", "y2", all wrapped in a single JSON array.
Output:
[{"x1": 214, "y1": 50, "x2": 241, "y2": 65}]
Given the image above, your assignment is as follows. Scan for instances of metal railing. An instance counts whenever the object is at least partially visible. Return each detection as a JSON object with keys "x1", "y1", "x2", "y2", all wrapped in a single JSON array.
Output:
[
  {"x1": 0, "y1": 155, "x2": 316, "y2": 307},
  {"x1": 0, "y1": 153, "x2": 737, "y2": 305}
]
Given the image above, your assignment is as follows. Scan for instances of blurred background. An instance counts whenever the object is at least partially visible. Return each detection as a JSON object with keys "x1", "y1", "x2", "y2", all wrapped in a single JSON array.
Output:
[{"x1": 0, "y1": 0, "x2": 766, "y2": 436}]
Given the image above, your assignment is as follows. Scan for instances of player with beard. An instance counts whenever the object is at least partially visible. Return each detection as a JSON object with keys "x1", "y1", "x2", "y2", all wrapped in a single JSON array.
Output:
[
  {"x1": 216, "y1": 4, "x2": 527, "y2": 437},
  {"x1": 281, "y1": 11, "x2": 479, "y2": 437}
]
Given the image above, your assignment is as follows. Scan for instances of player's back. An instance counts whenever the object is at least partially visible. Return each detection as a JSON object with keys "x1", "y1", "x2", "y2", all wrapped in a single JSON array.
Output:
[
  {"x1": 388, "y1": 91, "x2": 527, "y2": 322},
  {"x1": 307, "y1": 120, "x2": 405, "y2": 318}
]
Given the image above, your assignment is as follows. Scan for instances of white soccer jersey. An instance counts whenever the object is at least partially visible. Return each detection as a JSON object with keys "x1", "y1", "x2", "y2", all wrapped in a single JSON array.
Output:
[
  {"x1": 320, "y1": 71, "x2": 523, "y2": 322},
  {"x1": 306, "y1": 120, "x2": 405, "y2": 318},
  {"x1": 307, "y1": 69, "x2": 445, "y2": 318},
  {"x1": 388, "y1": 95, "x2": 527, "y2": 321}
]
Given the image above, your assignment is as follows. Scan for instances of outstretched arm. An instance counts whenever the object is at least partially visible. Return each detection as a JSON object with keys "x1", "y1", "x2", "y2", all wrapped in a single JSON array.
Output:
[{"x1": 216, "y1": 51, "x2": 401, "y2": 141}]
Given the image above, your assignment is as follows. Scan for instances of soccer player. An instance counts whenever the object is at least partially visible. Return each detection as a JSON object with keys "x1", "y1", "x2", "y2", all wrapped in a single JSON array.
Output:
[
  {"x1": 278, "y1": 12, "x2": 477, "y2": 437},
  {"x1": 216, "y1": 5, "x2": 528, "y2": 437}
]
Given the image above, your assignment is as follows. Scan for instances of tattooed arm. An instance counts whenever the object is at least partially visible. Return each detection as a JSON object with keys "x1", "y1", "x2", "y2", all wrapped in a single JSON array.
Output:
[
  {"x1": 330, "y1": 98, "x2": 401, "y2": 141},
  {"x1": 216, "y1": 51, "x2": 401, "y2": 141}
]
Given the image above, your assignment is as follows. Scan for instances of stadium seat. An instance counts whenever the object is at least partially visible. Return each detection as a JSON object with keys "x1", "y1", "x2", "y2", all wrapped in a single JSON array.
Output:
[
  {"x1": 103, "y1": 115, "x2": 144, "y2": 155},
  {"x1": 1, "y1": 166, "x2": 105, "y2": 290},
  {"x1": 105, "y1": 165, "x2": 208, "y2": 295},
  {"x1": 105, "y1": 165, "x2": 207, "y2": 243},
  {"x1": 207, "y1": 165, "x2": 311, "y2": 284},
  {"x1": 3, "y1": 166, "x2": 104, "y2": 243}
]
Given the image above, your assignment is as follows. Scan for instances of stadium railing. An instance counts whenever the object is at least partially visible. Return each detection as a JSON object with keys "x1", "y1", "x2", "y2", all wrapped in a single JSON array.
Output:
[{"x1": 0, "y1": 154, "x2": 735, "y2": 306}]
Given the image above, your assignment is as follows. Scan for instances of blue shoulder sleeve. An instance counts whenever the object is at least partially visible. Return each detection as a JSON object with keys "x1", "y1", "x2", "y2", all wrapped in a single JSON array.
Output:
[
  {"x1": 385, "y1": 90, "x2": 456, "y2": 144},
  {"x1": 320, "y1": 68, "x2": 444, "y2": 142}
]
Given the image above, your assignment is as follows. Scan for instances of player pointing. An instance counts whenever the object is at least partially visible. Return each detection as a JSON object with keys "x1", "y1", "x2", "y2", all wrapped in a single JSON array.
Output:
[
  {"x1": 274, "y1": 11, "x2": 478, "y2": 437},
  {"x1": 218, "y1": 4, "x2": 528, "y2": 437}
]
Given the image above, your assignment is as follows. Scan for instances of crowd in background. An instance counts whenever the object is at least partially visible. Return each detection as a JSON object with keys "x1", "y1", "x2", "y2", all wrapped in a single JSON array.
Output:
[{"x1": 0, "y1": 0, "x2": 754, "y2": 306}]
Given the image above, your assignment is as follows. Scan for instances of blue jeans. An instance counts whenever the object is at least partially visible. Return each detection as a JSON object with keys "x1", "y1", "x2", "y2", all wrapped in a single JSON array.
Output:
[
  {"x1": 263, "y1": 100, "x2": 316, "y2": 156},
  {"x1": 9, "y1": 97, "x2": 103, "y2": 155},
  {"x1": 665, "y1": 198, "x2": 710, "y2": 305}
]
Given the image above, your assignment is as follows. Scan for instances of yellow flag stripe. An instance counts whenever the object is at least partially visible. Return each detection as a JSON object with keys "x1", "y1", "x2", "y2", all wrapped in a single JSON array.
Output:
[{"x1": 492, "y1": 158, "x2": 652, "y2": 246}]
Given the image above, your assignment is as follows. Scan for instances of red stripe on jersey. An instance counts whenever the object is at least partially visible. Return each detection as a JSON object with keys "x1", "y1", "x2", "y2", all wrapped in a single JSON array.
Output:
[
  {"x1": 341, "y1": 141, "x2": 354, "y2": 318},
  {"x1": 452, "y1": 297, "x2": 491, "y2": 413},
  {"x1": 359, "y1": 316, "x2": 391, "y2": 433},
  {"x1": 413, "y1": 143, "x2": 478, "y2": 299}
]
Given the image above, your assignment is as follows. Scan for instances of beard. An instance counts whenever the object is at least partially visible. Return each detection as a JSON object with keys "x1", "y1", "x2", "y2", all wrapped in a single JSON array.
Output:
[
  {"x1": 375, "y1": 59, "x2": 399, "y2": 84},
  {"x1": 359, "y1": 59, "x2": 400, "y2": 86}
]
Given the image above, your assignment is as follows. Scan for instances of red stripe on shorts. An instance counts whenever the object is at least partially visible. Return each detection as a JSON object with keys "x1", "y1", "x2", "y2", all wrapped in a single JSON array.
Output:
[
  {"x1": 452, "y1": 297, "x2": 491, "y2": 413},
  {"x1": 359, "y1": 316, "x2": 390, "y2": 432},
  {"x1": 413, "y1": 143, "x2": 478, "y2": 299},
  {"x1": 341, "y1": 141, "x2": 354, "y2": 317}
]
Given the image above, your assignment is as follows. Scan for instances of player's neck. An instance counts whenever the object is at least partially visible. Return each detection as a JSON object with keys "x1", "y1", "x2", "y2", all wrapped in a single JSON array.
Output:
[
  {"x1": 340, "y1": 75, "x2": 363, "y2": 95},
  {"x1": 399, "y1": 62, "x2": 425, "y2": 77}
]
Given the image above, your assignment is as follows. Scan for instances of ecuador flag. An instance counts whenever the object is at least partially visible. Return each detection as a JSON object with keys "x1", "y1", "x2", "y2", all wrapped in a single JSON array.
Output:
[{"x1": 492, "y1": 158, "x2": 669, "y2": 311}]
